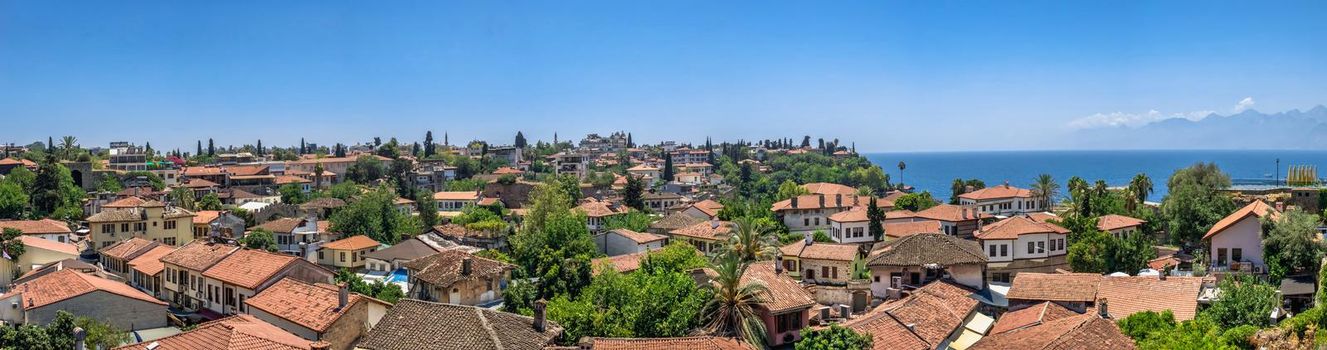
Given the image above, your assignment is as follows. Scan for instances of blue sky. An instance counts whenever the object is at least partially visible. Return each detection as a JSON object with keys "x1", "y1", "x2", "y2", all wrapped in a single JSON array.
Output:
[{"x1": 2, "y1": 1, "x2": 1326, "y2": 152}]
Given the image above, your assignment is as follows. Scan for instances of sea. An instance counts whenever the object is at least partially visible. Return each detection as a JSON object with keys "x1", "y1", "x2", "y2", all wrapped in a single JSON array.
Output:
[{"x1": 863, "y1": 150, "x2": 1327, "y2": 200}]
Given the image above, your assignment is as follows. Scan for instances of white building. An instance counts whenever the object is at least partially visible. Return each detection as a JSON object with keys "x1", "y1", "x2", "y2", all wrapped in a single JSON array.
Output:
[{"x1": 958, "y1": 184, "x2": 1042, "y2": 217}]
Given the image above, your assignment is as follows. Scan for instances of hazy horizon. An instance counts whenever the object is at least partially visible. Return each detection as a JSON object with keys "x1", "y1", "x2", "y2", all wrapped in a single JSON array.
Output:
[{"x1": 3, "y1": 1, "x2": 1326, "y2": 152}]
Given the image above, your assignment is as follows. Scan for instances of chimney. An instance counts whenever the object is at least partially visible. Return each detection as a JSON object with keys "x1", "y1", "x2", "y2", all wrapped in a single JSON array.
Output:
[
  {"x1": 1098, "y1": 298, "x2": 1110, "y2": 319},
  {"x1": 835, "y1": 194, "x2": 842, "y2": 207},
  {"x1": 839, "y1": 304, "x2": 851, "y2": 319},
  {"x1": 791, "y1": 196, "x2": 799, "y2": 208},
  {"x1": 73, "y1": 327, "x2": 86, "y2": 350},
  {"x1": 310, "y1": 341, "x2": 331, "y2": 350},
  {"x1": 533, "y1": 299, "x2": 548, "y2": 332},
  {"x1": 962, "y1": 207, "x2": 968, "y2": 220},
  {"x1": 774, "y1": 255, "x2": 784, "y2": 274},
  {"x1": 462, "y1": 257, "x2": 473, "y2": 276},
  {"x1": 818, "y1": 194, "x2": 825, "y2": 208},
  {"x1": 338, "y1": 283, "x2": 349, "y2": 310}
]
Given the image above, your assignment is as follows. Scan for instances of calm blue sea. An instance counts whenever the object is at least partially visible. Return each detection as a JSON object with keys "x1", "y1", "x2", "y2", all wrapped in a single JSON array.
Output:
[{"x1": 864, "y1": 150, "x2": 1327, "y2": 200}]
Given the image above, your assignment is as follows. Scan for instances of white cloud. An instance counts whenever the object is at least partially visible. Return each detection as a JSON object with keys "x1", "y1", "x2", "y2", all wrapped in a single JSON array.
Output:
[
  {"x1": 1233, "y1": 97, "x2": 1255, "y2": 112},
  {"x1": 1068, "y1": 109, "x2": 1213, "y2": 129}
]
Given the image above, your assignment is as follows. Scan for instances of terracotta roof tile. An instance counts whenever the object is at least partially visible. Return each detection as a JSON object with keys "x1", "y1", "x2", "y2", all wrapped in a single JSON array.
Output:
[
  {"x1": 203, "y1": 249, "x2": 300, "y2": 290},
  {"x1": 913, "y1": 204, "x2": 988, "y2": 222},
  {"x1": 802, "y1": 182, "x2": 858, "y2": 196},
  {"x1": 128, "y1": 246, "x2": 178, "y2": 276},
  {"x1": 362, "y1": 238, "x2": 440, "y2": 262},
  {"x1": 1096, "y1": 276, "x2": 1203, "y2": 321},
  {"x1": 357, "y1": 299, "x2": 561, "y2": 350},
  {"x1": 883, "y1": 220, "x2": 942, "y2": 238},
  {"x1": 739, "y1": 262, "x2": 814, "y2": 314},
  {"x1": 160, "y1": 240, "x2": 240, "y2": 271},
  {"x1": 975, "y1": 216, "x2": 1069, "y2": 240},
  {"x1": 989, "y1": 301, "x2": 1081, "y2": 334},
  {"x1": 1, "y1": 269, "x2": 166, "y2": 309},
  {"x1": 1006, "y1": 273, "x2": 1103, "y2": 302},
  {"x1": 650, "y1": 213, "x2": 706, "y2": 231},
  {"x1": 1204, "y1": 200, "x2": 1279, "y2": 240},
  {"x1": 607, "y1": 229, "x2": 667, "y2": 244},
  {"x1": 99, "y1": 237, "x2": 162, "y2": 260},
  {"x1": 867, "y1": 233, "x2": 987, "y2": 267},
  {"x1": 1097, "y1": 214, "x2": 1146, "y2": 231},
  {"x1": 193, "y1": 210, "x2": 222, "y2": 225},
  {"x1": 245, "y1": 278, "x2": 366, "y2": 332},
  {"x1": 433, "y1": 191, "x2": 481, "y2": 201},
  {"x1": 592, "y1": 249, "x2": 655, "y2": 275},
  {"x1": 958, "y1": 184, "x2": 1035, "y2": 201},
  {"x1": 0, "y1": 219, "x2": 72, "y2": 235},
  {"x1": 402, "y1": 250, "x2": 514, "y2": 287},
  {"x1": 576, "y1": 199, "x2": 627, "y2": 218},
  {"x1": 779, "y1": 240, "x2": 858, "y2": 262},
  {"x1": 17, "y1": 235, "x2": 78, "y2": 255},
  {"x1": 114, "y1": 314, "x2": 314, "y2": 350},
  {"x1": 843, "y1": 280, "x2": 979, "y2": 350},
  {"x1": 251, "y1": 217, "x2": 311, "y2": 234},
  {"x1": 321, "y1": 235, "x2": 380, "y2": 251},
  {"x1": 970, "y1": 313, "x2": 1135, "y2": 350},
  {"x1": 670, "y1": 220, "x2": 734, "y2": 241},
  {"x1": 103, "y1": 196, "x2": 148, "y2": 208}
]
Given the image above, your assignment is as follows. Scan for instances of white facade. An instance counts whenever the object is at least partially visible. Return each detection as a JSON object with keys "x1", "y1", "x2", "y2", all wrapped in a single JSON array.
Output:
[
  {"x1": 1208, "y1": 215, "x2": 1264, "y2": 269},
  {"x1": 830, "y1": 220, "x2": 873, "y2": 244},
  {"x1": 959, "y1": 197, "x2": 1042, "y2": 217},
  {"x1": 979, "y1": 232, "x2": 1068, "y2": 263}
]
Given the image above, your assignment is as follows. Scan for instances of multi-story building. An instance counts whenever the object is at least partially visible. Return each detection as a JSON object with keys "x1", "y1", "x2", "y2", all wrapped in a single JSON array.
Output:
[
  {"x1": 669, "y1": 148, "x2": 710, "y2": 165},
  {"x1": 87, "y1": 200, "x2": 195, "y2": 249},
  {"x1": 251, "y1": 216, "x2": 332, "y2": 258},
  {"x1": 199, "y1": 249, "x2": 334, "y2": 315},
  {"x1": 404, "y1": 250, "x2": 515, "y2": 306},
  {"x1": 108, "y1": 141, "x2": 148, "y2": 171},
  {"x1": 554, "y1": 152, "x2": 588, "y2": 178},
  {"x1": 161, "y1": 240, "x2": 242, "y2": 311},
  {"x1": 975, "y1": 215, "x2": 1071, "y2": 283},
  {"x1": 958, "y1": 184, "x2": 1043, "y2": 217},
  {"x1": 772, "y1": 194, "x2": 887, "y2": 234}
]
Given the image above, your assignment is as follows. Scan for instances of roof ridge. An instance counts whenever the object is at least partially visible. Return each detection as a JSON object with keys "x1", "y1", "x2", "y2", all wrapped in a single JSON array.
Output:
[
  {"x1": 475, "y1": 307, "x2": 505, "y2": 350},
  {"x1": 883, "y1": 303, "x2": 931, "y2": 347}
]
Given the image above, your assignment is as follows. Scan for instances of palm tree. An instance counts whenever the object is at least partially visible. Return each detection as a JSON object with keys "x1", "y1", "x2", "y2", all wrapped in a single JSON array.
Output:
[
  {"x1": 314, "y1": 163, "x2": 325, "y2": 189},
  {"x1": 703, "y1": 255, "x2": 770, "y2": 348},
  {"x1": 1129, "y1": 173, "x2": 1153, "y2": 205},
  {"x1": 721, "y1": 216, "x2": 779, "y2": 263},
  {"x1": 59, "y1": 136, "x2": 78, "y2": 160},
  {"x1": 897, "y1": 161, "x2": 907, "y2": 187},
  {"x1": 1032, "y1": 173, "x2": 1059, "y2": 211}
]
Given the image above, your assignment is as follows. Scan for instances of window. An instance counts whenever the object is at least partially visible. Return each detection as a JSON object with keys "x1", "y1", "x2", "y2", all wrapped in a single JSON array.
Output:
[
  {"x1": 1232, "y1": 248, "x2": 1243, "y2": 263},
  {"x1": 804, "y1": 218, "x2": 810, "y2": 226},
  {"x1": 831, "y1": 266, "x2": 839, "y2": 279},
  {"x1": 164, "y1": 237, "x2": 176, "y2": 245},
  {"x1": 165, "y1": 220, "x2": 177, "y2": 230},
  {"x1": 814, "y1": 218, "x2": 820, "y2": 225},
  {"x1": 1037, "y1": 241, "x2": 1045, "y2": 254},
  {"x1": 121, "y1": 223, "x2": 129, "y2": 232},
  {"x1": 340, "y1": 252, "x2": 346, "y2": 262},
  {"x1": 1216, "y1": 248, "x2": 1228, "y2": 265},
  {"x1": 319, "y1": 251, "x2": 325, "y2": 260},
  {"x1": 1001, "y1": 244, "x2": 1008, "y2": 257},
  {"x1": 988, "y1": 245, "x2": 997, "y2": 257},
  {"x1": 991, "y1": 272, "x2": 1011, "y2": 283},
  {"x1": 821, "y1": 266, "x2": 829, "y2": 278},
  {"x1": 102, "y1": 224, "x2": 113, "y2": 234},
  {"x1": 134, "y1": 222, "x2": 147, "y2": 231},
  {"x1": 1028, "y1": 242, "x2": 1035, "y2": 254}
]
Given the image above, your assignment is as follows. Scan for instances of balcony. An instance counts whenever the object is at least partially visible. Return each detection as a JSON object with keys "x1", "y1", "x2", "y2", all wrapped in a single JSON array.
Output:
[{"x1": 1209, "y1": 261, "x2": 1264, "y2": 274}]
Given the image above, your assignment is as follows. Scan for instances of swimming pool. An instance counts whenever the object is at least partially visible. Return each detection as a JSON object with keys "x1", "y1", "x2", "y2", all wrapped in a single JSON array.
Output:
[{"x1": 387, "y1": 268, "x2": 409, "y2": 284}]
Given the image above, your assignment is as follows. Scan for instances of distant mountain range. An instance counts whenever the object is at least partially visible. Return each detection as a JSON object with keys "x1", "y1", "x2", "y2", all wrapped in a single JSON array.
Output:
[{"x1": 1069, "y1": 105, "x2": 1327, "y2": 149}]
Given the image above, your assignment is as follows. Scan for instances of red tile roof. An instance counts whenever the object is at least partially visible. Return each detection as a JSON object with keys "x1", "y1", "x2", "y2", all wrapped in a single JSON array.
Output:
[
  {"x1": 688, "y1": 199, "x2": 725, "y2": 218},
  {"x1": 989, "y1": 301, "x2": 1081, "y2": 334},
  {"x1": 576, "y1": 199, "x2": 627, "y2": 218},
  {"x1": 99, "y1": 237, "x2": 161, "y2": 260},
  {"x1": 970, "y1": 313, "x2": 1135, "y2": 350},
  {"x1": 1097, "y1": 214, "x2": 1146, "y2": 231},
  {"x1": 607, "y1": 229, "x2": 667, "y2": 244},
  {"x1": 958, "y1": 184, "x2": 1035, "y2": 201},
  {"x1": 103, "y1": 196, "x2": 149, "y2": 208},
  {"x1": 1007, "y1": 273, "x2": 1104, "y2": 302},
  {"x1": 161, "y1": 240, "x2": 241, "y2": 271},
  {"x1": 592, "y1": 249, "x2": 655, "y2": 275},
  {"x1": 203, "y1": 249, "x2": 301, "y2": 290},
  {"x1": 114, "y1": 314, "x2": 314, "y2": 350},
  {"x1": 975, "y1": 216, "x2": 1070, "y2": 240},
  {"x1": 883, "y1": 220, "x2": 942, "y2": 238},
  {"x1": 433, "y1": 191, "x2": 481, "y2": 201},
  {"x1": 321, "y1": 235, "x2": 380, "y2": 251},
  {"x1": 802, "y1": 182, "x2": 857, "y2": 196},
  {"x1": 1204, "y1": 200, "x2": 1279, "y2": 240},
  {"x1": 18, "y1": 236, "x2": 78, "y2": 255},
  {"x1": 913, "y1": 204, "x2": 988, "y2": 222},
  {"x1": 828, "y1": 207, "x2": 869, "y2": 222},
  {"x1": 193, "y1": 210, "x2": 222, "y2": 225},
  {"x1": 670, "y1": 220, "x2": 734, "y2": 241},
  {"x1": 0, "y1": 219, "x2": 72, "y2": 235},
  {"x1": 778, "y1": 240, "x2": 858, "y2": 262},
  {"x1": 739, "y1": 262, "x2": 814, "y2": 314},
  {"x1": 843, "y1": 280, "x2": 978, "y2": 350},
  {"x1": 402, "y1": 250, "x2": 515, "y2": 288},
  {"x1": 246, "y1": 278, "x2": 370, "y2": 332},
  {"x1": 128, "y1": 246, "x2": 178, "y2": 276},
  {"x1": 1, "y1": 269, "x2": 166, "y2": 309},
  {"x1": 1096, "y1": 276, "x2": 1203, "y2": 321}
]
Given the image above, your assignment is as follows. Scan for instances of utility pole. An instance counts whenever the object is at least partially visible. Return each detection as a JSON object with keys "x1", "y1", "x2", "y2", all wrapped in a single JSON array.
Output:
[{"x1": 1275, "y1": 158, "x2": 1280, "y2": 186}]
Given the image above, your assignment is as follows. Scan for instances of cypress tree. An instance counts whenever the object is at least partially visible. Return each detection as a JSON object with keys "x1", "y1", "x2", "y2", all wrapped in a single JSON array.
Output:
[
  {"x1": 207, "y1": 139, "x2": 215, "y2": 157},
  {"x1": 662, "y1": 152, "x2": 674, "y2": 182},
  {"x1": 424, "y1": 131, "x2": 434, "y2": 157}
]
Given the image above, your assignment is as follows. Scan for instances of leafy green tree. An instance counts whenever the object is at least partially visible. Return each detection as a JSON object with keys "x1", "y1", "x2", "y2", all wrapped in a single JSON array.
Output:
[
  {"x1": 1200, "y1": 275, "x2": 1279, "y2": 329},
  {"x1": 415, "y1": 189, "x2": 439, "y2": 227},
  {"x1": 333, "y1": 268, "x2": 405, "y2": 304},
  {"x1": 330, "y1": 185, "x2": 420, "y2": 244},
  {"x1": 1135, "y1": 318, "x2": 1239, "y2": 350},
  {"x1": 326, "y1": 182, "x2": 360, "y2": 201},
  {"x1": 197, "y1": 193, "x2": 223, "y2": 210},
  {"x1": 639, "y1": 241, "x2": 708, "y2": 274},
  {"x1": 29, "y1": 158, "x2": 85, "y2": 220},
  {"x1": 721, "y1": 216, "x2": 780, "y2": 263},
  {"x1": 703, "y1": 255, "x2": 769, "y2": 348},
  {"x1": 278, "y1": 183, "x2": 309, "y2": 205},
  {"x1": 1127, "y1": 173, "x2": 1154, "y2": 212},
  {"x1": 95, "y1": 173, "x2": 124, "y2": 193},
  {"x1": 1118, "y1": 310, "x2": 1177, "y2": 341},
  {"x1": 796, "y1": 324, "x2": 873, "y2": 350},
  {"x1": 168, "y1": 187, "x2": 196, "y2": 211},
  {"x1": 776, "y1": 180, "x2": 809, "y2": 201},
  {"x1": 0, "y1": 182, "x2": 27, "y2": 219},
  {"x1": 622, "y1": 175, "x2": 645, "y2": 211},
  {"x1": 1161, "y1": 163, "x2": 1235, "y2": 246},
  {"x1": 893, "y1": 191, "x2": 937, "y2": 211},
  {"x1": 505, "y1": 179, "x2": 597, "y2": 313},
  {"x1": 5, "y1": 167, "x2": 36, "y2": 193},
  {"x1": 1262, "y1": 208, "x2": 1325, "y2": 281},
  {"x1": 547, "y1": 266, "x2": 710, "y2": 344},
  {"x1": 474, "y1": 249, "x2": 513, "y2": 264},
  {"x1": 601, "y1": 211, "x2": 655, "y2": 232},
  {"x1": 346, "y1": 155, "x2": 386, "y2": 184},
  {"x1": 812, "y1": 230, "x2": 834, "y2": 243},
  {"x1": 1067, "y1": 230, "x2": 1111, "y2": 273},
  {"x1": 238, "y1": 229, "x2": 278, "y2": 252}
]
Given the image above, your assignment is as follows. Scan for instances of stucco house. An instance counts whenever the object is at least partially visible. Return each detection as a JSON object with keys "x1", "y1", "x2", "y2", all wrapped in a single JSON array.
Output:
[
  {"x1": 0, "y1": 236, "x2": 81, "y2": 286},
  {"x1": 975, "y1": 215, "x2": 1071, "y2": 283},
  {"x1": 87, "y1": 200, "x2": 195, "y2": 249},
  {"x1": 0, "y1": 269, "x2": 168, "y2": 330},
  {"x1": 866, "y1": 233, "x2": 988, "y2": 296},
  {"x1": 778, "y1": 238, "x2": 860, "y2": 283},
  {"x1": 594, "y1": 228, "x2": 667, "y2": 257},
  {"x1": 246, "y1": 278, "x2": 391, "y2": 350},
  {"x1": 1098, "y1": 214, "x2": 1146, "y2": 239},
  {"x1": 0, "y1": 219, "x2": 74, "y2": 243},
  {"x1": 1204, "y1": 200, "x2": 1279, "y2": 274},
  {"x1": 318, "y1": 235, "x2": 382, "y2": 270},
  {"x1": 403, "y1": 250, "x2": 514, "y2": 306},
  {"x1": 957, "y1": 184, "x2": 1043, "y2": 217},
  {"x1": 200, "y1": 248, "x2": 336, "y2": 315},
  {"x1": 669, "y1": 219, "x2": 733, "y2": 255}
]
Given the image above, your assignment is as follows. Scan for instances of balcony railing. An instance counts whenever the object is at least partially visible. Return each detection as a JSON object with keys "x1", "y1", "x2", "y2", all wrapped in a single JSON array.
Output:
[{"x1": 1210, "y1": 261, "x2": 1264, "y2": 274}]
